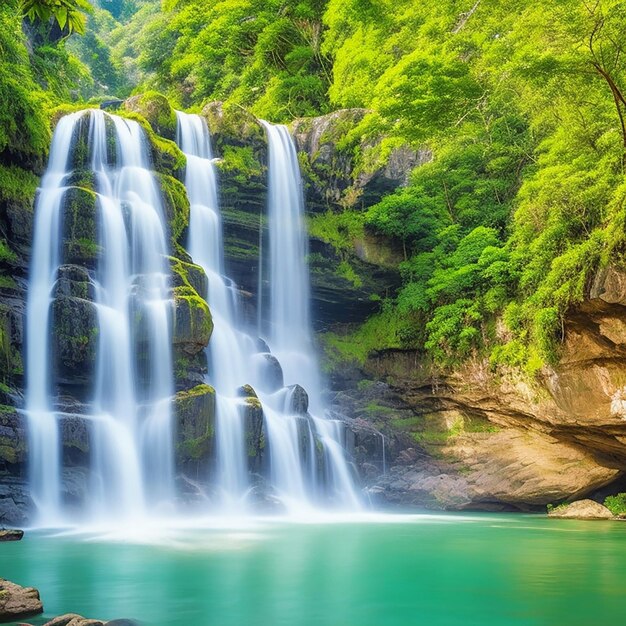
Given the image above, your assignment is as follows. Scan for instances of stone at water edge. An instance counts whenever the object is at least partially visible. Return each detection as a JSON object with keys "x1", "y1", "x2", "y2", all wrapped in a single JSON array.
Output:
[
  {"x1": 0, "y1": 579, "x2": 43, "y2": 621},
  {"x1": 34, "y1": 614, "x2": 140, "y2": 626},
  {"x1": 0, "y1": 528, "x2": 24, "y2": 541},
  {"x1": 548, "y1": 499, "x2": 615, "y2": 519}
]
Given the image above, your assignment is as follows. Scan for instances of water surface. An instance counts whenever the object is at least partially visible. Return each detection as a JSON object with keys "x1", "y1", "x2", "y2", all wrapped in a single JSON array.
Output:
[{"x1": 3, "y1": 513, "x2": 626, "y2": 625}]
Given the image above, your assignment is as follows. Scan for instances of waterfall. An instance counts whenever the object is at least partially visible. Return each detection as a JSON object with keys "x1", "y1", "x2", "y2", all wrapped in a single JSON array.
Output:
[
  {"x1": 176, "y1": 111, "x2": 250, "y2": 508},
  {"x1": 25, "y1": 110, "x2": 175, "y2": 523},
  {"x1": 176, "y1": 114, "x2": 360, "y2": 510},
  {"x1": 25, "y1": 107, "x2": 360, "y2": 525},
  {"x1": 25, "y1": 112, "x2": 81, "y2": 522},
  {"x1": 261, "y1": 122, "x2": 361, "y2": 509}
]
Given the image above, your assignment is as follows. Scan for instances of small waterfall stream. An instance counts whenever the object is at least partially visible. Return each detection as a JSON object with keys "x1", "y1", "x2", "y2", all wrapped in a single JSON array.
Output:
[{"x1": 261, "y1": 122, "x2": 361, "y2": 509}]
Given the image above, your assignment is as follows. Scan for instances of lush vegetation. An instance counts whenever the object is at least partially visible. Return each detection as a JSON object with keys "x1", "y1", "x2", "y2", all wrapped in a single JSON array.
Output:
[
  {"x1": 604, "y1": 492, "x2": 626, "y2": 516},
  {"x1": 4, "y1": 0, "x2": 626, "y2": 375}
]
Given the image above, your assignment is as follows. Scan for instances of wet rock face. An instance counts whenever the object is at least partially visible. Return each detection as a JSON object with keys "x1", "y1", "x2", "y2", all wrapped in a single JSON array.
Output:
[
  {"x1": 52, "y1": 295, "x2": 99, "y2": 384},
  {"x1": 0, "y1": 477, "x2": 31, "y2": 526},
  {"x1": 292, "y1": 109, "x2": 427, "y2": 212},
  {"x1": 285, "y1": 384, "x2": 308, "y2": 415},
  {"x1": 309, "y1": 237, "x2": 401, "y2": 329},
  {"x1": 173, "y1": 384, "x2": 216, "y2": 474}
]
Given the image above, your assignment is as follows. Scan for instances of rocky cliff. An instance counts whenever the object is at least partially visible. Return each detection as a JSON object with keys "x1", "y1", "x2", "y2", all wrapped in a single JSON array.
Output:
[{"x1": 330, "y1": 265, "x2": 626, "y2": 510}]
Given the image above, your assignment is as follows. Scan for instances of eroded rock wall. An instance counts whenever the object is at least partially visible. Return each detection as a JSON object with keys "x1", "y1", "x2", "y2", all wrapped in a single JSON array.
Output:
[{"x1": 330, "y1": 266, "x2": 626, "y2": 510}]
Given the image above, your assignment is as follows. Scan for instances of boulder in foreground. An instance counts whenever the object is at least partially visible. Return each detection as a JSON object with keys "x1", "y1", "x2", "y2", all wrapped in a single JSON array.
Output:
[{"x1": 0, "y1": 578, "x2": 43, "y2": 622}]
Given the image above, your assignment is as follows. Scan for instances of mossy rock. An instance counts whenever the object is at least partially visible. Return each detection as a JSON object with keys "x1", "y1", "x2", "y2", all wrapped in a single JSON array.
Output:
[
  {"x1": 173, "y1": 285, "x2": 213, "y2": 355},
  {"x1": 202, "y1": 101, "x2": 265, "y2": 152},
  {"x1": 159, "y1": 173, "x2": 190, "y2": 244},
  {"x1": 169, "y1": 256, "x2": 208, "y2": 299},
  {"x1": 236, "y1": 384, "x2": 265, "y2": 468},
  {"x1": 52, "y1": 295, "x2": 99, "y2": 383},
  {"x1": 53, "y1": 264, "x2": 94, "y2": 301},
  {"x1": 174, "y1": 383, "x2": 216, "y2": 465},
  {"x1": 0, "y1": 304, "x2": 22, "y2": 383},
  {"x1": 61, "y1": 186, "x2": 100, "y2": 266},
  {"x1": 172, "y1": 347, "x2": 208, "y2": 392},
  {"x1": 124, "y1": 92, "x2": 178, "y2": 141},
  {"x1": 0, "y1": 405, "x2": 26, "y2": 466},
  {"x1": 116, "y1": 109, "x2": 185, "y2": 174},
  {"x1": 0, "y1": 164, "x2": 38, "y2": 251},
  {"x1": 237, "y1": 384, "x2": 258, "y2": 399}
]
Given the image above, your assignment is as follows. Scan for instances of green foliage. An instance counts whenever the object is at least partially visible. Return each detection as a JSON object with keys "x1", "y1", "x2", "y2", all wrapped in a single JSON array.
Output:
[
  {"x1": 98, "y1": 0, "x2": 332, "y2": 118},
  {"x1": 0, "y1": 165, "x2": 39, "y2": 203},
  {"x1": 22, "y1": 0, "x2": 93, "y2": 35},
  {"x1": 0, "y1": 2, "x2": 51, "y2": 159},
  {"x1": 604, "y1": 493, "x2": 626, "y2": 516},
  {"x1": 4, "y1": 0, "x2": 626, "y2": 379},
  {"x1": 321, "y1": 306, "x2": 405, "y2": 369},
  {"x1": 308, "y1": 210, "x2": 365, "y2": 253}
]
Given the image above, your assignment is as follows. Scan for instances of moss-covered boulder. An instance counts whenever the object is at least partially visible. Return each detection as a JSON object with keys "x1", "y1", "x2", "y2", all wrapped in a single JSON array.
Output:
[
  {"x1": 124, "y1": 92, "x2": 178, "y2": 142},
  {"x1": 237, "y1": 384, "x2": 265, "y2": 472},
  {"x1": 173, "y1": 285, "x2": 212, "y2": 355},
  {"x1": 52, "y1": 295, "x2": 98, "y2": 383},
  {"x1": 174, "y1": 383, "x2": 216, "y2": 472},
  {"x1": 202, "y1": 101, "x2": 265, "y2": 151},
  {"x1": 159, "y1": 173, "x2": 190, "y2": 244},
  {"x1": 170, "y1": 256, "x2": 208, "y2": 299},
  {"x1": 61, "y1": 186, "x2": 100, "y2": 267}
]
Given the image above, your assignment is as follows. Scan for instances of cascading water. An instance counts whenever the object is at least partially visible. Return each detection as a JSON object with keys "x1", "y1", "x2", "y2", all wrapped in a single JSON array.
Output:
[
  {"x1": 25, "y1": 112, "x2": 82, "y2": 523},
  {"x1": 26, "y1": 106, "x2": 359, "y2": 526},
  {"x1": 176, "y1": 114, "x2": 360, "y2": 510},
  {"x1": 175, "y1": 111, "x2": 250, "y2": 507},
  {"x1": 176, "y1": 113, "x2": 360, "y2": 510},
  {"x1": 261, "y1": 122, "x2": 361, "y2": 509},
  {"x1": 25, "y1": 109, "x2": 175, "y2": 524}
]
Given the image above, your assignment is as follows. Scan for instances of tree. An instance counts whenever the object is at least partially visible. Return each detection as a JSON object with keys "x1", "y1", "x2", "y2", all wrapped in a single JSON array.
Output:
[{"x1": 22, "y1": 0, "x2": 92, "y2": 36}]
